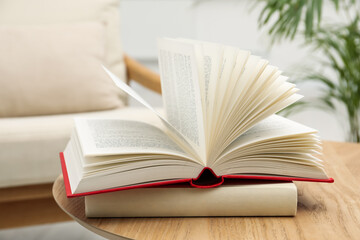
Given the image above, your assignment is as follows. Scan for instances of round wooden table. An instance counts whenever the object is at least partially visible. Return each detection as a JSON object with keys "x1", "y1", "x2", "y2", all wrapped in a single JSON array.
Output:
[{"x1": 52, "y1": 141, "x2": 360, "y2": 240}]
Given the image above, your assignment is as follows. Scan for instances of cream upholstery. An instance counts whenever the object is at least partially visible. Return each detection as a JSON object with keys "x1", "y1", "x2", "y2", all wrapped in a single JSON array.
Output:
[
  {"x1": 0, "y1": 108, "x2": 160, "y2": 187},
  {"x1": 0, "y1": 22, "x2": 125, "y2": 117},
  {"x1": 0, "y1": 0, "x2": 135, "y2": 188},
  {"x1": 0, "y1": 0, "x2": 127, "y2": 104}
]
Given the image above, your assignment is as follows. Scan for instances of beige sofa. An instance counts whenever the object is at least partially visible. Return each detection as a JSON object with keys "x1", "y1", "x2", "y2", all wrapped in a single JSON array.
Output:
[
  {"x1": 0, "y1": 108, "x2": 161, "y2": 189},
  {"x1": 0, "y1": 0, "x2": 161, "y2": 228}
]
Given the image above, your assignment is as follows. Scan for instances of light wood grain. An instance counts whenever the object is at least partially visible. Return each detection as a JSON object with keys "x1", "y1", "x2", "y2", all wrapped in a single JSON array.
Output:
[
  {"x1": 0, "y1": 197, "x2": 72, "y2": 229},
  {"x1": 124, "y1": 55, "x2": 161, "y2": 94},
  {"x1": 53, "y1": 141, "x2": 360, "y2": 240},
  {"x1": 0, "y1": 183, "x2": 54, "y2": 203},
  {"x1": 0, "y1": 183, "x2": 71, "y2": 229}
]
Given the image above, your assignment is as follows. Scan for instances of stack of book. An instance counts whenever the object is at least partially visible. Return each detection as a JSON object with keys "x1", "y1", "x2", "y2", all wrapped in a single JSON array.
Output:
[{"x1": 60, "y1": 38, "x2": 333, "y2": 217}]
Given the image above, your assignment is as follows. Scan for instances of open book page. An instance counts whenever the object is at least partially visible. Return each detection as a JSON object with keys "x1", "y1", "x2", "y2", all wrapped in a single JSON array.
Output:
[
  {"x1": 207, "y1": 46, "x2": 248, "y2": 158},
  {"x1": 217, "y1": 115, "x2": 319, "y2": 158},
  {"x1": 64, "y1": 119, "x2": 204, "y2": 194},
  {"x1": 102, "y1": 66, "x2": 200, "y2": 161},
  {"x1": 207, "y1": 51, "x2": 302, "y2": 161},
  {"x1": 74, "y1": 118, "x2": 200, "y2": 163},
  {"x1": 158, "y1": 38, "x2": 206, "y2": 161},
  {"x1": 219, "y1": 82, "x2": 301, "y2": 152},
  {"x1": 174, "y1": 39, "x2": 224, "y2": 154},
  {"x1": 210, "y1": 46, "x2": 238, "y2": 131},
  {"x1": 202, "y1": 43, "x2": 223, "y2": 107},
  {"x1": 176, "y1": 39, "x2": 207, "y2": 114},
  {"x1": 199, "y1": 43, "x2": 224, "y2": 151},
  {"x1": 211, "y1": 115, "x2": 328, "y2": 179},
  {"x1": 217, "y1": 49, "x2": 251, "y2": 125},
  {"x1": 172, "y1": 39, "x2": 220, "y2": 122},
  {"x1": 65, "y1": 132, "x2": 203, "y2": 194},
  {"x1": 206, "y1": 52, "x2": 265, "y2": 160}
]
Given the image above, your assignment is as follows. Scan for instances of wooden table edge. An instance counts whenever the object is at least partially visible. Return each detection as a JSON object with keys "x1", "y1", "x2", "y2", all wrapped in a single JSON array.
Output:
[{"x1": 52, "y1": 175, "x2": 131, "y2": 240}]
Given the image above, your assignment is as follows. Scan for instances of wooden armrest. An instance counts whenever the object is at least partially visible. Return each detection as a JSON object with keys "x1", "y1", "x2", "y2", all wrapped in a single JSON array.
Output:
[{"x1": 124, "y1": 55, "x2": 161, "y2": 94}]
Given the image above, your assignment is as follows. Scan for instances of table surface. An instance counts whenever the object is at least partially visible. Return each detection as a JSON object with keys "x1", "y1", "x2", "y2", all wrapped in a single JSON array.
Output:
[{"x1": 53, "y1": 141, "x2": 360, "y2": 240}]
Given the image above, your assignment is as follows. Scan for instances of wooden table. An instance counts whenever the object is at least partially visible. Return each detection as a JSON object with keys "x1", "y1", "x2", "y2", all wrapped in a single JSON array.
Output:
[{"x1": 53, "y1": 141, "x2": 360, "y2": 240}]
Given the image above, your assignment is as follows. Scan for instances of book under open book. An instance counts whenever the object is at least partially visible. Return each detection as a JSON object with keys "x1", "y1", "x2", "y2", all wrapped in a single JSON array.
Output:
[
  {"x1": 85, "y1": 181, "x2": 298, "y2": 217},
  {"x1": 61, "y1": 38, "x2": 333, "y2": 198}
]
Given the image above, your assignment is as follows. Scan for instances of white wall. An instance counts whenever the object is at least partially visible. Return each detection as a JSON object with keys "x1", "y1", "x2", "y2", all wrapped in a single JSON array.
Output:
[{"x1": 120, "y1": 0, "x2": 345, "y2": 141}]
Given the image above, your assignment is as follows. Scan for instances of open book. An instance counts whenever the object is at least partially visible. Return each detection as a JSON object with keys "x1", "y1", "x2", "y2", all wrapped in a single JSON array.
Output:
[{"x1": 61, "y1": 38, "x2": 333, "y2": 197}]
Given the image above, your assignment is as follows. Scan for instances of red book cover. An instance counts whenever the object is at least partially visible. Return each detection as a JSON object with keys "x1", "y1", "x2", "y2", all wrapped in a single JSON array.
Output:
[{"x1": 60, "y1": 152, "x2": 334, "y2": 198}]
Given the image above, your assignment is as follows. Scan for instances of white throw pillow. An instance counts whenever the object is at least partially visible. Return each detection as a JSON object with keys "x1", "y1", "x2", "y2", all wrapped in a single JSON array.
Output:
[
  {"x1": 0, "y1": 0, "x2": 127, "y2": 106},
  {"x1": 0, "y1": 23, "x2": 125, "y2": 117}
]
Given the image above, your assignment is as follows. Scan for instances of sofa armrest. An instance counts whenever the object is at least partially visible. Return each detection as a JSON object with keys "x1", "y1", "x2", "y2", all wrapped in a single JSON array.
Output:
[{"x1": 124, "y1": 54, "x2": 162, "y2": 94}]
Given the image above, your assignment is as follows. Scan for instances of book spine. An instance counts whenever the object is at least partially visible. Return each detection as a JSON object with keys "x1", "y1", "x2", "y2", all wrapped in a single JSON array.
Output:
[{"x1": 85, "y1": 183, "x2": 297, "y2": 217}]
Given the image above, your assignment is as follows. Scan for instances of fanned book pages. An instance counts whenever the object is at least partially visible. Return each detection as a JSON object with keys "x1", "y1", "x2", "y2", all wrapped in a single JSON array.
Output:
[{"x1": 61, "y1": 38, "x2": 333, "y2": 197}]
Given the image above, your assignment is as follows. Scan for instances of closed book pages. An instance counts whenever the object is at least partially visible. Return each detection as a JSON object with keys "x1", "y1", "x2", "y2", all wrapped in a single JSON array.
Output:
[{"x1": 85, "y1": 182, "x2": 297, "y2": 217}]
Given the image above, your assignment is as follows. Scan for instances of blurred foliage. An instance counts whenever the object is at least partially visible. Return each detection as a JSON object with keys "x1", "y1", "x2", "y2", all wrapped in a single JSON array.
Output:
[
  {"x1": 258, "y1": 0, "x2": 341, "y2": 42},
  {"x1": 257, "y1": 0, "x2": 360, "y2": 142}
]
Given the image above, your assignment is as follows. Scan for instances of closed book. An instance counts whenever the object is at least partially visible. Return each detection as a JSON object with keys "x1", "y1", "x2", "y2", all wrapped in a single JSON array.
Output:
[{"x1": 85, "y1": 181, "x2": 297, "y2": 217}]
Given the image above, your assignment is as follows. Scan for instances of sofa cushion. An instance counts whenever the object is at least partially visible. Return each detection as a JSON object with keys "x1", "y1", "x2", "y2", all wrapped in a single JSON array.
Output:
[
  {"x1": 0, "y1": 108, "x2": 161, "y2": 187},
  {"x1": 0, "y1": 0, "x2": 127, "y2": 105},
  {"x1": 0, "y1": 22, "x2": 125, "y2": 117}
]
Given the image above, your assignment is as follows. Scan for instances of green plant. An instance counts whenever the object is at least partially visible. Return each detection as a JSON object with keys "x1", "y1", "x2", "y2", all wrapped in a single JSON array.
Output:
[
  {"x1": 258, "y1": 0, "x2": 341, "y2": 41},
  {"x1": 256, "y1": 0, "x2": 360, "y2": 142}
]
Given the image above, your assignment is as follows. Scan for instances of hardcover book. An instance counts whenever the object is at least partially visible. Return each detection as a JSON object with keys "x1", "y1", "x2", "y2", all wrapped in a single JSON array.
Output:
[
  {"x1": 85, "y1": 181, "x2": 298, "y2": 217},
  {"x1": 61, "y1": 38, "x2": 333, "y2": 198}
]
